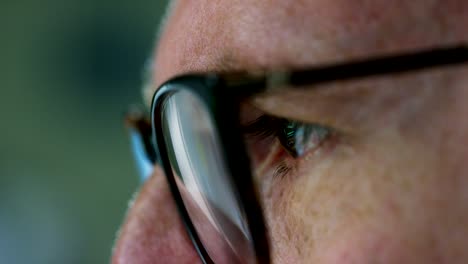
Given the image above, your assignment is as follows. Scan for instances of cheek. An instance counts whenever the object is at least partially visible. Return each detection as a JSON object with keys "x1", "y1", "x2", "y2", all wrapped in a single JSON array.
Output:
[
  {"x1": 262, "y1": 129, "x2": 468, "y2": 263},
  {"x1": 317, "y1": 228, "x2": 438, "y2": 264},
  {"x1": 263, "y1": 145, "x2": 369, "y2": 262}
]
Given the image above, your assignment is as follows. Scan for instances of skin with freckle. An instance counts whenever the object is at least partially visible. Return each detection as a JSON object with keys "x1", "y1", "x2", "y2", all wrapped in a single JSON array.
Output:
[{"x1": 113, "y1": 0, "x2": 468, "y2": 263}]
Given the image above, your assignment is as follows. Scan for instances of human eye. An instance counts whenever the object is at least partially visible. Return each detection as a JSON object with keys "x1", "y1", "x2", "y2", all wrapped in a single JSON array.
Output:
[{"x1": 241, "y1": 105, "x2": 335, "y2": 178}]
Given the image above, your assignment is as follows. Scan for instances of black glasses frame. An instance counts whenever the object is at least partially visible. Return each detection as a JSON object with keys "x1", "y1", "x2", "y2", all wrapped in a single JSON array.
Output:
[
  {"x1": 141, "y1": 45, "x2": 468, "y2": 264},
  {"x1": 152, "y1": 73, "x2": 272, "y2": 264}
]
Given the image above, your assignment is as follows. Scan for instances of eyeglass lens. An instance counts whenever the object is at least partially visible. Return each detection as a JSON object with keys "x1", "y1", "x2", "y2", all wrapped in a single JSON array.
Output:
[{"x1": 161, "y1": 87, "x2": 257, "y2": 264}]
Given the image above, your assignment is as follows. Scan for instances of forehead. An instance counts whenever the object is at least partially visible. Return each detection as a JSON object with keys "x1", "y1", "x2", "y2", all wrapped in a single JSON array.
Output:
[{"x1": 146, "y1": 0, "x2": 463, "y2": 102}]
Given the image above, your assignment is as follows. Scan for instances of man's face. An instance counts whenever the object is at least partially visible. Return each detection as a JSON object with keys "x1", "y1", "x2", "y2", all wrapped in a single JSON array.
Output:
[{"x1": 113, "y1": 1, "x2": 468, "y2": 263}]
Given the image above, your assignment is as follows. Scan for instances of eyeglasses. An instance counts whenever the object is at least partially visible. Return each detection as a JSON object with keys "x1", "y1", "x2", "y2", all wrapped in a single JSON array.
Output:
[{"x1": 126, "y1": 44, "x2": 468, "y2": 264}]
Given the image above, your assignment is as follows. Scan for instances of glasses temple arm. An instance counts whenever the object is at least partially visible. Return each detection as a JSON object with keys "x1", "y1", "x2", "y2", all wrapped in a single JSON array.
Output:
[{"x1": 266, "y1": 44, "x2": 468, "y2": 90}]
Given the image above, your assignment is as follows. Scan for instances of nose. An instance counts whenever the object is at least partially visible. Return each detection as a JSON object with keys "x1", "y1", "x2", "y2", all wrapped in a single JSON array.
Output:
[{"x1": 112, "y1": 166, "x2": 202, "y2": 264}]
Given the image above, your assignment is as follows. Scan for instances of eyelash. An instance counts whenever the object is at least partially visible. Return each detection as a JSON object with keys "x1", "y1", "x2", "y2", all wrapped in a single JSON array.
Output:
[{"x1": 243, "y1": 115, "x2": 332, "y2": 176}]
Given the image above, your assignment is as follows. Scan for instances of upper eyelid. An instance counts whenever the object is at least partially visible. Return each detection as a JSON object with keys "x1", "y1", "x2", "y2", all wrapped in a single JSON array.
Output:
[
  {"x1": 242, "y1": 115, "x2": 281, "y2": 138},
  {"x1": 247, "y1": 47, "x2": 468, "y2": 133},
  {"x1": 249, "y1": 83, "x2": 377, "y2": 136}
]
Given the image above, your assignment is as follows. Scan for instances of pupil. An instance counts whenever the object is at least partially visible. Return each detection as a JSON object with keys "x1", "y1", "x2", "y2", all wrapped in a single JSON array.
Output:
[
  {"x1": 277, "y1": 119, "x2": 331, "y2": 158},
  {"x1": 279, "y1": 120, "x2": 300, "y2": 157}
]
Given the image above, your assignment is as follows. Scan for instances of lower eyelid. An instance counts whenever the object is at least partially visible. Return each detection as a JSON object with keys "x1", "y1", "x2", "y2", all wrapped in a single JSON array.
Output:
[
  {"x1": 252, "y1": 129, "x2": 341, "y2": 182},
  {"x1": 241, "y1": 103, "x2": 340, "y2": 180},
  {"x1": 249, "y1": 140, "x2": 283, "y2": 176},
  {"x1": 274, "y1": 161, "x2": 294, "y2": 179},
  {"x1": 250, "y1": 139, "x2": 297, "y2": 180}
]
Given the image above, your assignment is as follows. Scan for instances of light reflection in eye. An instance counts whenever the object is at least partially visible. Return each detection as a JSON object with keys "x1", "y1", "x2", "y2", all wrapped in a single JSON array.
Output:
[
  {"x1": 243, "y1": 115, "x2": 331, "y2": 160},
  {"x1": 278, "y1": 120, "x2": 330, "y2": 158}
]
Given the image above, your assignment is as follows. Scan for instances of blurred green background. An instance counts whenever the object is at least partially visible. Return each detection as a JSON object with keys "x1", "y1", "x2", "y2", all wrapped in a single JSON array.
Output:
[{"x1": 1, "y1": 0, "x2": 167, "y2": 263}]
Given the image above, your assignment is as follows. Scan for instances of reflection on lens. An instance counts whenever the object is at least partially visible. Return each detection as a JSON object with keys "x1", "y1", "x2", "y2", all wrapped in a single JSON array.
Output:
[{"x1": 161, "y1": 87, "x2": 256, "y2": 264}]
